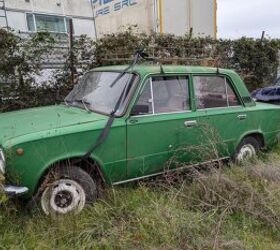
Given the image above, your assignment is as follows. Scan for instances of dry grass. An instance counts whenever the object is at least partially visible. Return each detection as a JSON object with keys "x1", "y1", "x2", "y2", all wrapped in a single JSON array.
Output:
[{"x1": 1, "y1": 150, "x2": 280, "y2": 249}]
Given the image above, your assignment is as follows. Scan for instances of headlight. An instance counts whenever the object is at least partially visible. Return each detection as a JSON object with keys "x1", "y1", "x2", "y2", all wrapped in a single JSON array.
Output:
[{"x1": 0, "y1": 149, "x2": 5, "y2": 175}]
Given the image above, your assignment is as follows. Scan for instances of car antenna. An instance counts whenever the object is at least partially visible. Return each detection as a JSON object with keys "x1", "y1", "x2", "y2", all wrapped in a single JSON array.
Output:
[
  {"x1": 160, "y1": 63, "x2": 165, "y2": 74},
  {"x1": 216, "y1": 67, "x2": 220, "y2": 75},
  {"x1": 216, "y1": 58, "x2": 220, "y2": 75}
]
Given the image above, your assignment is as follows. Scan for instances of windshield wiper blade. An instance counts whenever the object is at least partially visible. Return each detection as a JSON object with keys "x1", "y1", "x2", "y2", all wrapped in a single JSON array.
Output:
[
  {"x1": 110, "y1": 46, "x2": 147, "y2": 88},
  {"x1": 77, "y1": 45, "x2": 151, "y2": 163},
  {"x1": 74, "y1": 99, "x2": 91, "y2": 112},
  {"x1": 63, "y1": 98, "x2": 72, "y2": 107}
]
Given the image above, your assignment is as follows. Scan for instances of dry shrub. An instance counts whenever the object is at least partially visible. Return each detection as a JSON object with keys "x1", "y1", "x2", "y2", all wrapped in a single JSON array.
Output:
[{"x1": 162, "y1": 157, "x2": 280, "y2": 232}]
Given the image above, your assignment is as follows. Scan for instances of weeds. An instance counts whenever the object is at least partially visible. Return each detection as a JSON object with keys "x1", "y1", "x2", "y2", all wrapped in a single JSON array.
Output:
[{"x1": 1, "y1": 152, "x2": 280, "y2": 249}]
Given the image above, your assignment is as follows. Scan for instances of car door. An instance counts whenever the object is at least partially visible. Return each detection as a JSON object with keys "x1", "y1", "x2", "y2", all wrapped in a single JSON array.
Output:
[
  {"x1": 126, "y1": 75, "x2": 202, "y2": 179},
  {"x1": 192, "y1": 75, "x2": 252, "y2": 158}
]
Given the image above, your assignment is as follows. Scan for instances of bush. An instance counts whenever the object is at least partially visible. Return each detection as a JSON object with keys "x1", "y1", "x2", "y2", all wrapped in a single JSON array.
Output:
[{"x1": 1, "y1": 28, "x2": 280, "y2": 112}]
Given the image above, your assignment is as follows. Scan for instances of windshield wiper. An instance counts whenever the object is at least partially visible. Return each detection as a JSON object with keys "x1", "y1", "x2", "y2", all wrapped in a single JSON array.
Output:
[
  {"x1": 63, "y1": 98, "x2": 72, "y2": 107},
  {"x1": 74, "y1": 99, "x2": 91, "y2": 112},
  {"x1": 110, "y1": 46, "x2": 150, "y2": 88},
  {"x1": 77, "y1": 46, "x2": 152, "y2": 163}
]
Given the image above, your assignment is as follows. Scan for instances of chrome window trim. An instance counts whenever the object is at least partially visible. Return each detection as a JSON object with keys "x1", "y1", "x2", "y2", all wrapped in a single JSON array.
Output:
[
  {"x1": 0, "y1": 148, "x2": 6, "y2": 175},
  {"x1": 195, "y1": 105, "x2": 244, "y2": 112},
  {"x1": 132, "y1": 110, "x2": 193, "y2": 118}
]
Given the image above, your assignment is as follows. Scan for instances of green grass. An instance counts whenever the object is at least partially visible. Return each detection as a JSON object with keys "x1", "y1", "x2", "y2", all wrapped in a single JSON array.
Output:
[{"x1": 1, "y1": 150, "x2": 280, "y2": 249}]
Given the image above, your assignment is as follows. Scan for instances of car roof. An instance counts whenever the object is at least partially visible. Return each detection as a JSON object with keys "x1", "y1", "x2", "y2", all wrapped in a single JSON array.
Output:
[
  {"x1": 93, "y1": 64, "x2": 236, "y2": 76},
  {"x1": 93, "y1": 64, "x2": 255, "y2": 107}
]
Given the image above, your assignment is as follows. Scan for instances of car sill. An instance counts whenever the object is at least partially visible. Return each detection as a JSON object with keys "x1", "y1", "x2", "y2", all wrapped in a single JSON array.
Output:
[{"x1": 112, "y1": 157, "x2": 229, "y2": 186}]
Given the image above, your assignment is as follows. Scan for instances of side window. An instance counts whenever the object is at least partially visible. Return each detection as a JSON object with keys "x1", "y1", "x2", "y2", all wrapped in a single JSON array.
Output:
[
  {"x1": 132, "y1": 79, "x2": 153, "y2": 115},
  {"x1": 194, "y1": 76, "x2": 240, "y2": 109},
  {"x1": 153, "y1": 76, "x2": 190, "y2": 114},
  {"x1": 132, "y1": 76, "x2": 190, "y2": 116}
]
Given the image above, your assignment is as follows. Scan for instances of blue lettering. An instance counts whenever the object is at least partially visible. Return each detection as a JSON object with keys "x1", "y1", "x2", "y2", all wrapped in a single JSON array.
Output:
[
  {"x1": 95, "y1": 6, "x2": 111, "y2": 17},
  {"x1": 95, "y1": 0, "x2": 138, "y2": 15},
  {"x1": 91, "y1": 0, "x2": 113, "y2": 5},
  {"x1": 104, "y1": 0, "x2": 113, "y2": 4},
  {"x1": 114, "y1": 2, "x2": 121, "y2": 11},
  {"x1": 95, "y1": 8, "x2": 103, "y2": 17},
  {"x1": 91, "y1": 0, "x2": 102, "y2": 5},
  {"x1": 103, "y1": 6, "x2": 110, "y2": 14},
  {"x1": 122, "y1": 0, "x2": 129, "y2": 7}
]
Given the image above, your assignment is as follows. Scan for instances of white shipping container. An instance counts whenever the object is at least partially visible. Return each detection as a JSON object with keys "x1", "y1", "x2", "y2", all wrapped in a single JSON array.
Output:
[
  {"x1": 93, "y1": 0, "x2": 217, "y2": 38},
  {"x1": 1, "y1": 0, "x2": 217, "y2": 39}
]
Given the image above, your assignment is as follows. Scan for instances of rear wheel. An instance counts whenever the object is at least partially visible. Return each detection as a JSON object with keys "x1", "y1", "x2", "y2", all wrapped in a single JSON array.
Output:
[
  {"x1": 39, "y1": 166, "x2": 97, "y2": 216},
  {"x1": 234, "y1": 137, "x2": 260, "y2": 164}
]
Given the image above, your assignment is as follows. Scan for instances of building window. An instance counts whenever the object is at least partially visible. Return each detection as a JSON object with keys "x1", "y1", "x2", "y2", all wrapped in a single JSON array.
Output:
[{"x1": 26, "y1": 13, "x2": 72, "y2": 33}]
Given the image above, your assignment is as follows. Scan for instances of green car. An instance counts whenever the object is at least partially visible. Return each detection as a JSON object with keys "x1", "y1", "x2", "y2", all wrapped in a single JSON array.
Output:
[{"x1": 1, "y1": 65, "x2": 280, "y2": 215}]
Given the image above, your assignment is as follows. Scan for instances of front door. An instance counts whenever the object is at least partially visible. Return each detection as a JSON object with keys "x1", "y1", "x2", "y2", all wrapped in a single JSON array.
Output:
[{"x1": 126, "y1": 75, "x2": 201, "y2": 179}]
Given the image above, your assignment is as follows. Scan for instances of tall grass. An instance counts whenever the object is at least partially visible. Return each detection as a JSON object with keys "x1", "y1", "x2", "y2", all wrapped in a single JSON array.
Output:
[{"x1": 1, "y1": 151, "x2": 280, "y2": 249}]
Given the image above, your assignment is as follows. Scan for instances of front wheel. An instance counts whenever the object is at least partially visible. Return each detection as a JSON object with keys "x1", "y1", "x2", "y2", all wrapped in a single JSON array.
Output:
[
  {"x1": 234, "y1": 137, "x2": 260, "y2": 164},
  {"x1": 39, "y1": 166, "x2": 97, "y2": 216}
]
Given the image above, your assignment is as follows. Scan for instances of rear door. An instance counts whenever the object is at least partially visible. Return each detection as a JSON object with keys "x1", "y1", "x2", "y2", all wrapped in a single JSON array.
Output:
[{"x1": 192, "y1": 75, "x2": 252, "y2": 157}]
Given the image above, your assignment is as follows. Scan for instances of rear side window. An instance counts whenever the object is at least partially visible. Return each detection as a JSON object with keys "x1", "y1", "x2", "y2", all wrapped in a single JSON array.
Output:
[
  {"x1": 193, "y1": 76, "x2": 240, "y2": 109},
  {"x1": 133, "y1": 76, "x2": 190, "y2": 115}
]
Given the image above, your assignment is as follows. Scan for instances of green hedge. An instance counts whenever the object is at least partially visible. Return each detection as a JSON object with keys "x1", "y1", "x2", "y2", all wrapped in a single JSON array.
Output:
[{"x1": 1, "y1": 28, "x2": 280, "y2": 112}]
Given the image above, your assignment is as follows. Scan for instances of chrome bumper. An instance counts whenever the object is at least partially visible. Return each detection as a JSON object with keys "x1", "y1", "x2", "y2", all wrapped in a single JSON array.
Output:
[{"x1": 4, "y1": 185, "x2": 29, "y2": 196}]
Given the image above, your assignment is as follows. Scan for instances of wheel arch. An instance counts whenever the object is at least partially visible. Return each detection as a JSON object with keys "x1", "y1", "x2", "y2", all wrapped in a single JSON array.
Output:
[
  {"x1": 236, "y1": 131, "x2": 265, "y2": 150},
  {"x1": 33, "y1": 155, "x2": 108, "y2": 197}
]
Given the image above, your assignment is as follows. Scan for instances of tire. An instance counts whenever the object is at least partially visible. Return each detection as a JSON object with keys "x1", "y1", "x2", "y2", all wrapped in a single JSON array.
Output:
[
  {"x1": 234, "y1": 136, "x2": 260, "y2": 164},
  {"x1": 39, "y1": 166, "x2": 97, "y2": 216}
]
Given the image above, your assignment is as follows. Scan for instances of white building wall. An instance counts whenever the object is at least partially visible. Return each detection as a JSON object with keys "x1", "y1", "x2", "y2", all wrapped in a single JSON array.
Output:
[
  {"x1": 3, "y1": 0, "x2": 96, "y2": 37},
  {"x1": 5, "y1": 0, "x2": 93, "y2": 16},
  {"x1": 72, "y1": 18, "x2": 95, "y2": 37}
]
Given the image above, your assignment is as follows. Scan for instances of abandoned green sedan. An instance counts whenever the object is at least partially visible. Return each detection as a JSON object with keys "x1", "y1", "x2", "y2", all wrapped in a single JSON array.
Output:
[{"x1": 1, "y1": 65, "x2": 280, "y2": 215}]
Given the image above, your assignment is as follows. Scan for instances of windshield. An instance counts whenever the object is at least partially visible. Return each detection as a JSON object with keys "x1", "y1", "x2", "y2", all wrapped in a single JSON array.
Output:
[{"x1": 65, "y1": 71, "x2": 137, "y2": 115}]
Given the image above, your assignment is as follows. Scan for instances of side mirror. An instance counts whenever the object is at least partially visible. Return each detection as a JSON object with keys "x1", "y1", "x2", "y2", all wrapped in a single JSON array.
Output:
[{"x1": 131, "y1": 104, "x2": 150, "y2": 116}]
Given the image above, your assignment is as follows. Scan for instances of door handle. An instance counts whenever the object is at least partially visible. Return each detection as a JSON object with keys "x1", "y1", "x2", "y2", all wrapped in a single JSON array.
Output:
[
  {"x1": 184, "y1": 120, "x2": 198, "y2": 128},
  {"x1": 237, "y1": 114, "x2": 247, "y2": 120}
]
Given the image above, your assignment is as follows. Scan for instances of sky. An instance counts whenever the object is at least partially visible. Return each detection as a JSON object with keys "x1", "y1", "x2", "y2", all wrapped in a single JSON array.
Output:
[{"x1": 218, "y1": 0, "x2": 280, "y2": 39}]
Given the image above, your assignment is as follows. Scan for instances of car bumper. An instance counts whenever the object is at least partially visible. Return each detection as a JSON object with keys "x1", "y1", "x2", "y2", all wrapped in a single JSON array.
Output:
[{"x1": 4, "y1": 185, "x2": 29, "y2": 196}]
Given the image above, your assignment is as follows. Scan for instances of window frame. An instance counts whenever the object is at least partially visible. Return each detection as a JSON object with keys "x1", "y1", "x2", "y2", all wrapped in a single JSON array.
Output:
[
  {"x1": 192, "y1": 74, "x2": 243, "y2": 111},
  {"x1": 131, "y1": 74, "x2": 192, "y2": 117},
  {"x1": 25, "y1": 12, "x2": 71, "y2": 34}
]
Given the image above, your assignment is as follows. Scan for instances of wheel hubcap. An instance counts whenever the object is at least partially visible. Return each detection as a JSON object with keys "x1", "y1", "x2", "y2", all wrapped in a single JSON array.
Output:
[
  {"x1": 237, "y1": 144, "x2": 256, "y2": 163},
  {"x1": 41, "y1": 179, "x2": 86, "y2": 215}
]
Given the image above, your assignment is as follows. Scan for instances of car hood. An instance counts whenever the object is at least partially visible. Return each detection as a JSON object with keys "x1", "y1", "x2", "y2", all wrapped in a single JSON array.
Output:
[{"x1": 0, "y1": 105, "x2": 107, "y2": 144}]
